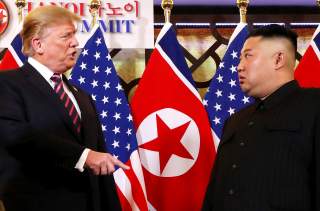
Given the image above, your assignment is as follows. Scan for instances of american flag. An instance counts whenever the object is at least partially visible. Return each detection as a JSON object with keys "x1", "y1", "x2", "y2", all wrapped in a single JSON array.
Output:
[
  {"x1": 70, "y1": 25, "x2": 147, "y2": 211},
  {"x1": 203, "y1": 23, "x2": 253, "y2": 149}
]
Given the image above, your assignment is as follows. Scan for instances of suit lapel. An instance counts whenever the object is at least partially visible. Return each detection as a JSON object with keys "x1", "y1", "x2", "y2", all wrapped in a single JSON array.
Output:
[{"x1": 21, "y1": 63, "x2": 82, "y2": 142}]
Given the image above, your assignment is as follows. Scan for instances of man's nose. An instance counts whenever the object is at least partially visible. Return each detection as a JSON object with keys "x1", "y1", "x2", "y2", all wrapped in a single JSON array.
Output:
[
  {"x1": 237, "y1": 61, "x2": 244, "y2": 72},
  {"x1": 71, "y1": 36, "x2": 79, "y2": 47}
]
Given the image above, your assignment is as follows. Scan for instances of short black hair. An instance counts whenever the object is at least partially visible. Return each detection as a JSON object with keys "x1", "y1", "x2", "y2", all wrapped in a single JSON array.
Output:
[{"x1": 247, "y1": 24, "x2": 298, "y2": 53}]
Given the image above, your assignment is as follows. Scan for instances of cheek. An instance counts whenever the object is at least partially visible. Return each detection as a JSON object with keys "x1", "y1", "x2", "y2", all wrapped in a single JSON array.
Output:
[{"x1": 247, "y1": 59, "x2": 265, "y2": 80}]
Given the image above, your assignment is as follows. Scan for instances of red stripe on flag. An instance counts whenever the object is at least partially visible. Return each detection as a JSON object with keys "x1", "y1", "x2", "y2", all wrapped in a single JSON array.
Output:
[
  {"x1": 124, "y1": 159, "x2": 148, "y2": 211},
  {"x1": 116, "y1": 186, "x2": 132, "y2": 211},
  {"x1": 295, "y1": 46, "x2": 320, "y2": 88},
  {"x1": 0, "y1": 50, "x2": 19, "y2": 71}
]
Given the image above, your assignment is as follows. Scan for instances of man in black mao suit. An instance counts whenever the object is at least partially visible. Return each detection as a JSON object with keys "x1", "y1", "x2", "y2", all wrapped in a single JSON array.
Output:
[
  {"x1": 0, "y1": 6, "x2": 128, "y2": 211},
  {"x1": 202, "y1": 24, "x2": 320, "y2": 211}
]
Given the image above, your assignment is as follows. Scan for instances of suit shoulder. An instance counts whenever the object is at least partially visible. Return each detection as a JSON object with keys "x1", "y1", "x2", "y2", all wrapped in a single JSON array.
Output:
[
  {"x1": 291, "y1": 88, "x2": 320, "y2": 111},
  {"x1": 0, "y1": 69, "x2": 22, "y2": 82},
  {"x1": 300, "y1": 87, "x2": 320, "y2": 95},
  {"x1": 298, "y1": 88, "x2": 320, "y2": 101}
]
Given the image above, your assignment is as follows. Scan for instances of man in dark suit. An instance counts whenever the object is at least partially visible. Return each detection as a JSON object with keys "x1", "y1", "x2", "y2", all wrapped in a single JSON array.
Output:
[
  {"x1": 0, "y1": 5, "x2": 129, "y2": 211},
  {"x1": 202, "y1": 24, "x2": 320, "y2": 211}
]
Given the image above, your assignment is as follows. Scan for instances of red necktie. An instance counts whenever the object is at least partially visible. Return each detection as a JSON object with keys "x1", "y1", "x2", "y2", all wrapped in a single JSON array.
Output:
[{"x1": 51, "y1": 73, "x2": 81, "y2": 133}]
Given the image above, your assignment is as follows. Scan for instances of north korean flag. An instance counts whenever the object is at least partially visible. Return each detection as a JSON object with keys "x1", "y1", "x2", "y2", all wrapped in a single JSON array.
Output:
[
  {"x1": 0, "y1": 33, "x2": 26, "y2": 71},
  {"x1": 131, "y1": 23, "x2": 215, "y2": 211},
  {"x1": 295, "y1": 25, "x2": 320, "y2": 87}
]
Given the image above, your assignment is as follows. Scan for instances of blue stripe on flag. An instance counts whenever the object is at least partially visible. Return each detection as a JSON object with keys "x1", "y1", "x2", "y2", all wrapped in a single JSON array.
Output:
[
  {"x1": 158, "y1": 26, "x2": 196, "y2": 88},
  {"x1": 314, "y1": 31, "x2": 320, "y2": 50},
  {"x1": 11, "y1": 34, "x2": 27, "y2": 63}
]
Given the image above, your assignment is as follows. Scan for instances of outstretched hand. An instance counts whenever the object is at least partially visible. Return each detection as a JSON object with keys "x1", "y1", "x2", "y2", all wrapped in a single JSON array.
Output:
[{"x1": 85, "y1": 150, "x2": 130, "y2": 175}]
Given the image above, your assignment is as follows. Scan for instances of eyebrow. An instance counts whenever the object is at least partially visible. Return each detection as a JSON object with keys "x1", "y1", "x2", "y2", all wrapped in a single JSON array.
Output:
[
  {"x1": 240, "y1": 49, "x2": 252, "y2": 57},
  {"x1": 242, "y1": 49, "x2": 252, "y2": 53},
  {"x1": 60, "y1": 29, "x2": 77, "y2": 36}
]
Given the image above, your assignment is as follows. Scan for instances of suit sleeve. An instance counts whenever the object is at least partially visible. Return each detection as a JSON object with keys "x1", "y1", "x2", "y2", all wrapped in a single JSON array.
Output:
[{"x1": 0, "y1": 76, "x2": 85, "y2": 170}]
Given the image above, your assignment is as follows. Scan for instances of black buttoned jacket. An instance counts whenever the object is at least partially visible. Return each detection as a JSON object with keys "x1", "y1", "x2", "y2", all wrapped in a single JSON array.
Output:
[{"x1": 202, "y1": 80, "x2": 320, "y2": 211}]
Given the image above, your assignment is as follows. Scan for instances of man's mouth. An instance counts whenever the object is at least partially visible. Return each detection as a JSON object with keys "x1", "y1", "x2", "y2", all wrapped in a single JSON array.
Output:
[
  {"x1": 69, "y1": 51, "x2": 77, "y2": 59},
  {"x1": 238, "y1": 76, "x2": 245, "y2": 84}
]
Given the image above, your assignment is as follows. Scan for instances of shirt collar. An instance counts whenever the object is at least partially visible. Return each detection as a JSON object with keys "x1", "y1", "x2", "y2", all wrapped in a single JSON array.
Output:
[
  {"x1": 255, "y1": 80, "x2": 300, "y2": 111},
  {"x1": 28, "y1": 57, "x2": 59, "y2": 83}
]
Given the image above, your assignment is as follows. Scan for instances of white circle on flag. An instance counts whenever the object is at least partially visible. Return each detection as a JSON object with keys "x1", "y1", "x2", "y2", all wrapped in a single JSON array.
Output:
[{"x1": 136, "y1": 108, "x2": 200, "y2": 177}]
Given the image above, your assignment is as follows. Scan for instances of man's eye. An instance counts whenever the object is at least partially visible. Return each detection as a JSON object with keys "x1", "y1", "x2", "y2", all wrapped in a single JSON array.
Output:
[{"x1": 61, "y1": 33, "x2": 71, "y2": 39}]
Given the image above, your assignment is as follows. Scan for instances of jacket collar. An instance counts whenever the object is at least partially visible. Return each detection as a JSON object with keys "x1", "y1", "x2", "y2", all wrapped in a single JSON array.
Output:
[{"x1": 255, "y1": 80, "x2": 300, "y2": 111}]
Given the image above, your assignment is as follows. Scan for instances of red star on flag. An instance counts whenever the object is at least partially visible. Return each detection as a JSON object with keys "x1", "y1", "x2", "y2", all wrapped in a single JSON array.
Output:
[
  {"x1": 139, "y1": 114, "x2": 193, "y2": 173},
  {"x1": 0, "y1": 10, "x2": 7, "y2": 24}
]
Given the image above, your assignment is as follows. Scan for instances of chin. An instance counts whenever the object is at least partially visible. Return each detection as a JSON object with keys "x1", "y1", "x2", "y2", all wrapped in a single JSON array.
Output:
[
  {"x1": 66, "y1": 63, "x2": 75, "y2": 69},
  {"x1": 239, "y1": 85, "x2": 247, "y2": 93}
]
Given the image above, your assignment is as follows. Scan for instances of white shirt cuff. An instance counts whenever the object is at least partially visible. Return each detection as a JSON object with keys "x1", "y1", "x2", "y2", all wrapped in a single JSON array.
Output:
[{"x1": 75, "y1": 148, "x2": 90, "y2": 172}]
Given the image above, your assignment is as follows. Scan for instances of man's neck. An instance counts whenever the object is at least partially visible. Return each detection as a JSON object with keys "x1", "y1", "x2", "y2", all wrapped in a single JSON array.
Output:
[{"x1": 259, "y1": 78, "x2": 294, "y2": 100}]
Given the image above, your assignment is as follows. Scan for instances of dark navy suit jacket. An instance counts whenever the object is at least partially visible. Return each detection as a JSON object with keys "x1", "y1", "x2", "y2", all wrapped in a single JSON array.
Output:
[{"x1": 0, "y1": 63, "x2": 121, "y2": 211}]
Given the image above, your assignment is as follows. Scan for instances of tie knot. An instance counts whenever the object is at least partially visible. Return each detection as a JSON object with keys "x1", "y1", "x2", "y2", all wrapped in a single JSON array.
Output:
[{"x1": 51, "y1": 73, "x2": 61, "y2": 83}]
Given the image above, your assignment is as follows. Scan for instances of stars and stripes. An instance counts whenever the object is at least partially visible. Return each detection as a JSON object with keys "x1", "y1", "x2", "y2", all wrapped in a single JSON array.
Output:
[
  {"x1": 204, "y1": 23, "x2": 253, "y2": 149},
  {"x1": 70, "y1": 25, "x2": 147, "y2": 211}
]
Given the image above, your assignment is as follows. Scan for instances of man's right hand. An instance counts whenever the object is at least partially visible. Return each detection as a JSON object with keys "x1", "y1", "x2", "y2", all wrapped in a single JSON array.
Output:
[{"x1": 85, "y1": 150, "x2": 130, "y2": 175}]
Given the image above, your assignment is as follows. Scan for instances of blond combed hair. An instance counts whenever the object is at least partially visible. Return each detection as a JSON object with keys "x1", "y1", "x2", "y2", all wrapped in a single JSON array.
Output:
[{"x1": 21, "y1": 5, "x2": 81, "y2": 56}]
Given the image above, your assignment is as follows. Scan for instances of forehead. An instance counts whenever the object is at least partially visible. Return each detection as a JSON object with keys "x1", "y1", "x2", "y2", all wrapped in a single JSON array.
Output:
[
  {"x1": 243, "y1": 36, "x2": 262, "y2": 48},
  {"x1": 46, "y1": 21, "x2": 76, "y2": 31},
  {"x1": 242, "y1": 36, "x2": 263, "y2": 52},
  {"x1": 42, "y1": 22, "x2": 76, "y2": 36}
]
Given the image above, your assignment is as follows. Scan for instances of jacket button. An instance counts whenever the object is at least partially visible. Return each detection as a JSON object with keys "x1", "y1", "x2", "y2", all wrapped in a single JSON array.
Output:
[
  {"x1": 239, "y1": 142, "x2": 245, "y2": 147},
  {"x1": 248, "y1": 121, "x2": 254, "y2": 127},
  {"x1": 232, "y1": 164, "x2": 237, "y2": 169},
  {"x1": 228, "y1": 189, "x2": 235, "y2": 195}
]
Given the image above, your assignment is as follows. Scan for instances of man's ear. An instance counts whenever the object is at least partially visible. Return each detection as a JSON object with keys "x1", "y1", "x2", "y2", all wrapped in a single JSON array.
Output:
[
  {"x1": 273, "y1": 51, "x2": 285, "y2": 70},
  {"x1": 31, "y1": 37, "x2": 44, "y2": 54}
]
